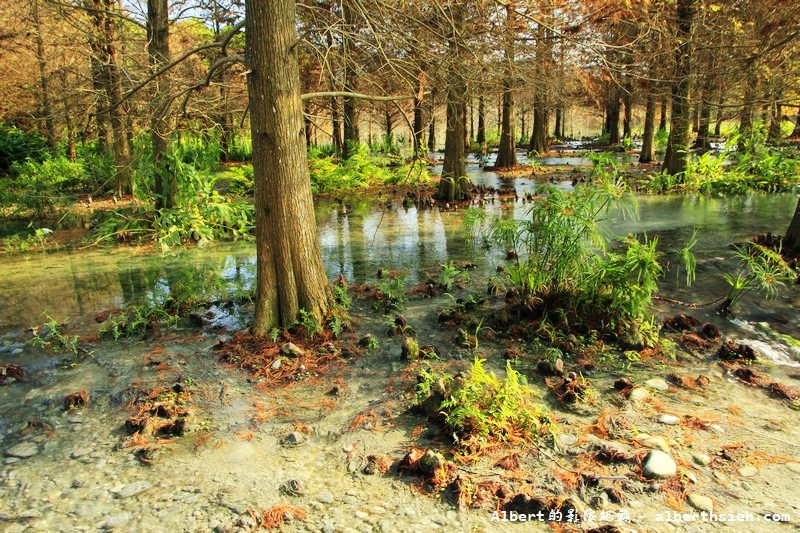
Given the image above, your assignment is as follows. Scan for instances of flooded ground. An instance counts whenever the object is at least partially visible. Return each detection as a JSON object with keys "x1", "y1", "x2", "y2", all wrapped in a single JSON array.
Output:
[{"x1": 2, "y1": 156, "x2": 800, "y2": 532}]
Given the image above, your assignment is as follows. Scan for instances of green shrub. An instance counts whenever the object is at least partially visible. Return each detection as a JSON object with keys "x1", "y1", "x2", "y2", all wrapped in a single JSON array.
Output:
[
  {"x1": 0, "y1": 125, "x2": 49, "y2": 174},
  {"x1": 415, "y1": 357, "x2": 553, "y2": 453}
]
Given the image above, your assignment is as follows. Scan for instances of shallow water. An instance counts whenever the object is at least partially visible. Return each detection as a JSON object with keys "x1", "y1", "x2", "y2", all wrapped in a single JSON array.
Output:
[{"x1": 2, "y1": 163, "x2": 800, "y2": 532}]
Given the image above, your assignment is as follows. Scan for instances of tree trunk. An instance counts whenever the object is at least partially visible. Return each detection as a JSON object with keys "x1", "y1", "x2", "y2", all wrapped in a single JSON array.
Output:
[
  {"x1": 436, "y1": 85, "x2": 469, "y2": 201},
  {"x1": 476, "y1": 96, "x2": 485, "y2": 144},
  {"x1": 58, "y1": 71, "x2": 76, "y2": 160},
  {"x1": 427, "y1": 89, "x2": 436, "y2": 151},
  {"x1": 520, "y1": 109, "x2": 526, "y2": 142},
  {"x1": 246, "y1": 0, "x2": 333, "y2": 333},
  {"x1": 785, "y1": 196, "x2": 800, "y2": 251},
  {"x1": 639, "y1": 92, "x2": 656, "y2": 163},
  {"x1": 436, "y1": 8, "x2": 469, "y2": 203},
  {"x1": 341, "y1": 0, "x2": 359, "y2": 158},
  {"x1": 148, "y1": 0, "x2": 173, "y2": 209},
  {"x1": 622, "y1": 86, "x2": 632, "y2": 141},
  {"x1": 496, "y1": 80, "x2": 516, "y2": 167},
  {"x1": 91, "y1": 0, "x2": 133, "y2": 196},
  {"x1": 413, "y1": 89, "x2": 423, "y2": 155},
  {"x1": 554, "y1": 107, "x2": 562, "y2": 139},
  {"x1": 664, "y1": 0, "x2": 696, "y2": 177},
  {"x1": 89, "y1": 54, "x2": 112, "y2": 152},
  {"x1": 606, "y1": 97, "x2": 620, "y2": 144},
  {"x1": 658, "y1": 97, "x2": 667, "y2": 131},
  {"x1": 331, "y1": 96, "x2": 343, "y2": 153},
  {"x1": 529, "y1": 93, "x2": 548, "y2": 154},
  {"x1": 694, "y1": 98, "x2": 711, "y2": 151},
  {"x1": 495, "y1": 5, "x2": 517, "y2": 168},
  {"x1": 32, "y1": 0, "x2": 56, "y2": 153}
]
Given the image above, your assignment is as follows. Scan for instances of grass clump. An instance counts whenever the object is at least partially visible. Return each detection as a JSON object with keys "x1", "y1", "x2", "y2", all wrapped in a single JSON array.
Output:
[
  {"x1": 415, "y1": 357, "x2": 554, "y2": 454},
  {"x1": 719, "y1": 243, "x2": 795, "y2": 316},
  {"x1": 476, "y1": 177, "x2": 696, "y2": 348}
]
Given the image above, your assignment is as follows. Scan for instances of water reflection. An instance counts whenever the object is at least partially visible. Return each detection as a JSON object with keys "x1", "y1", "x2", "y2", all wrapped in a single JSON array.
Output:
[{"x1": 0, "y1": 184, "x2": 797, "y2": 342}]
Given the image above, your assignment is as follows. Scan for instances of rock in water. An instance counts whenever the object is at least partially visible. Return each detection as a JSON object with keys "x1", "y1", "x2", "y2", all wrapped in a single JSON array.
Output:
[
  {"x1": 5, "y1": 442, "x2": 39, "y2": 458},
  {"x1": 643, "y1": 450, "x2": 677, "y2": 479}
]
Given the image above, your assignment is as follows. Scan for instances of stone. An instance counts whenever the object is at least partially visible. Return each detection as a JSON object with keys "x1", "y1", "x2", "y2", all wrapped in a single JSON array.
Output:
[
  {"x1": 418, "y1": 450, "x2": 444, "y2": 476},
  {"x1": 17, "y1": 509, "x2": 43, "y2": 519},
  {"x1": 628, "y1": 387, "x2": 650, "y2": 406},
  {"x1": 658, "y1": 414, "x2": 680, "y2": 425},
  {"x1": 271, "y1": 358, "x2": 282, "y2": 370},
  {"x1": 643, "y1": 450, "x2": 677, "y2": 479},
  {"x1": 636, "y1": 434, "x2": 670, "y2": 453},
  {"x1": 687, "y1": 493, "x2": 714, "y2": 513},
  {"x1": 5, "y1": 442, "x2": 39, "y2": 458},
  {"x1": 283, "y1": 432, "x2": 305, "y2": 446},
  {"x1": 559, "y1": 434, "x2": 578, "y2": 447},
  {"x1": 738, "y1": 464, "x2": 758, "y2": 477},
  {"x1": 692, "y1": 452, "x2": 712, "y2": 466},
  {"x1": 786, "y1": 462, "x2": 800, "y2": 474},
  {"x1": 104, "y1": 513, "x2": 132, "y2": 529},
  {"x1": 645, "y1": 378, "x2": 670, "y2": 392},
  {"x1": 709, "y1": 424, "x2": 725, "y2": 434},
  {"x1": 279, "y1": 342, "x2": 304, "y2": 358},
  {"x1": 316, "y1": 492, "x2": 334, "y2": 504},
  {"x1": 114, "y1": 481, "x2": 152, "y2": 498}
]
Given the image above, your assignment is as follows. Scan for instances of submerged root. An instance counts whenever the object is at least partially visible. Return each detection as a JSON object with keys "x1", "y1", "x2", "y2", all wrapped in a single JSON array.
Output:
[{"x1": 0, "y1": 363, "x2": 25, "y2": 382}]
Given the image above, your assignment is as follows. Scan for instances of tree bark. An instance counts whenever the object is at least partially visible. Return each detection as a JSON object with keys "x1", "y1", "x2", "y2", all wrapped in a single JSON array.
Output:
[
  {"x1": 341, "y1": 0, "x2": 359, "y2": 158},
  {"x1": 413, "y1": 87, "x2": 423, "y2": 154},
  {"x1": 658, "y1": 97, "x2": 667, "y2": 131},
  {"x1": 436, "y1": 7, "x2": 469, "y2": 203},
  {"x1": 694, "y1": 97, "x2": 711, "y2": 151},
  {"x1": 32, "y1": 0, "x2": 56, "y2": 153},
  {"x1": 554, "y1": 107, "x2": 562, "y2": 139},
  {"x1": 639, "y1": 92, "x2": 656, "y2": 163},
  {"x1": 246, "y1": 0, "x2": 333, "y2": 333},
  {"x1": 495, "y1": 4, "x2": 517, "y2": 168},
  {"x1": 148, "y1": 0, "x2": 173, "y2": 209},
  {"x1": 605, "y1": 94, "x2": 621, "y2": 144},
  {"x1": 476, "y1": 96, "x2": 485, "y2": 144},
  {"x1": 529, "y1": 93, "x2": 548, "y2": 154},
  {"x1": 664, "y1": 0, "x2": 696, "y2": 177},
  {"x1": 58, "y1": 70, "x2": 76, "y2": 160},
  {"x1": 427, "y1": 88, "x2": 436, "y2": 151},
  {"x1": 622, "y1": 86, "x2": 632, "y2": 141},
  {"x1": 90, "y1": 0, "x2": 133, "y2": 196}
]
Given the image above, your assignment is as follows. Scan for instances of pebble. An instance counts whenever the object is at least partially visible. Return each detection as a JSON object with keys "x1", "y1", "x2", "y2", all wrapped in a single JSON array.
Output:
[
  {"x1": 11, "y1": 348, "x2": 23, "y2": 356},
  {"x1": 271, "y1": 358, "x2": 282, "y2": 370},
  {"x1": 114, "y1": 481, "x2": 152, "y2": 498},
  {"x1": 645, "y1": 378, "x2": 670, "y2": 391},
  {"x1": 643, "y1": 450, "x2": 677, "y2": 479},
  {"x1": 709, "y1": 424, "x2": 725, "y2": 434},
  {"x1": 5, "y1": 442, "x2": 39, "y2": 458},
  {"x1": 17, "y1": 509, "x2": 43, "y2": 519},
  {"x1": 559, "y1": 434, "x2": 578, "y2": 446},
  {"x1": 658, "y1": 414, "x2": 680, "y2": 425},
  {"x1": 104, "y1": 513, "x2": 132, "y2": 529},
  {"x1": 316, "y1": 491, "x2": 334, "y2": 504},
  {"x1": 687, "y1": 493, "x2": 714, "y2": 513},
  {"x1": 739, "y1": 464, "x2": 758, "y2": 477},
  {"x1": 787, "y1": 462, "x2": 800, "y2": 474},
  {"x1": 284, "y1": 432, "x2": 306, "y2": 446},
  {"x1": 637, "y1": 434, "x2": 670, "y2": 453},
  {"x1": 692, "y1": 452, "x2": 712, "y2": 466}
]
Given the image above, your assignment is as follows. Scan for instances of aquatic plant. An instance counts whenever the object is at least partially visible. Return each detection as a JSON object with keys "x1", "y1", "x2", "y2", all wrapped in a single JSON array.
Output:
[
  {"x1": 32, "y1": 313, "x2": 79, "y2": 355},
  {"x1": 373, "y1": 272, "x2": 408, "y2": 313},
  {"x1": 719, "y1": 243, "x2": 795, "y2": 316}
]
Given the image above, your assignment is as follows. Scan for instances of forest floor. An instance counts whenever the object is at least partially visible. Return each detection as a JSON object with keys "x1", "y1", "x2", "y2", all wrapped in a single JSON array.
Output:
[{"x1": 1, "y1": 270, "x2": 800, "y2": 532}]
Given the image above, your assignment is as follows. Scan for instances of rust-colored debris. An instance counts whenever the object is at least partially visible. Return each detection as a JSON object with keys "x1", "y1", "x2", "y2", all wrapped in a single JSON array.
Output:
[
  {"x1": 64, "y1": 389, "x2": 89, "y2": 410},
  {"x1": 0, "y1": 363, "x2": 25, "y2": 382}
]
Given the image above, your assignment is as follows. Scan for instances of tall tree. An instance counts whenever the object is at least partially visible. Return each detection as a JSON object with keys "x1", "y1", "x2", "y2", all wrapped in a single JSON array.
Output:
[
  {"x1": 495, "y1": 2, "x2": 517, "y2": 168},
  {"x1": 664, "y1": 0, "x2": 696, "y2": 176},
  {"x1": 147, "y1": 0, "x2": 173, "y2": 209},
  {"x1": 246, "y1": 0, "x2": 333, "y2": 333}
]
